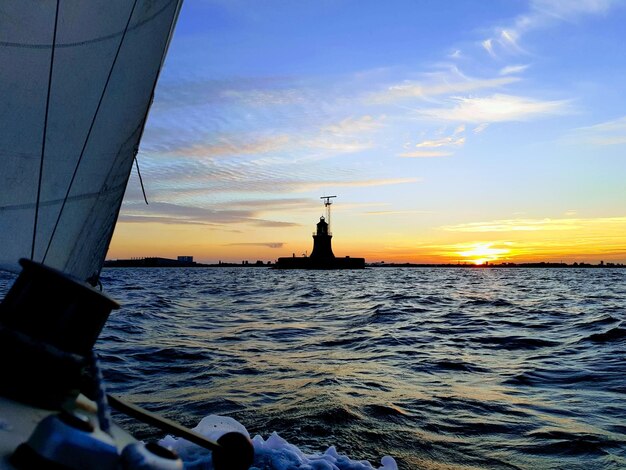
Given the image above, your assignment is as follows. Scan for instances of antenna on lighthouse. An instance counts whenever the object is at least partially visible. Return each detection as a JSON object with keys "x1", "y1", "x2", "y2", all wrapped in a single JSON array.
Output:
[{"x1": 320, "y1": 195, "x2": 337, "y2": 229}]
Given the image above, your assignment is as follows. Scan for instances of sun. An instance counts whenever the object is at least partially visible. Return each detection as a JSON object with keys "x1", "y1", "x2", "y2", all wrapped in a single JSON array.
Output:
[{"x1": 457, "y1": 243, "x2": 509, "y2": 265}]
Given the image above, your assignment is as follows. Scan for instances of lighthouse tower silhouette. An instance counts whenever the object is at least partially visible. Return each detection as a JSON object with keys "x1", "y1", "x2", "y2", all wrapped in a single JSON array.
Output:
[
  {"x1": 274, "y1": 195, "x2": 364, "y2": 269},
  {"x1": 310, "y1": 196, "x2": 336, "y2": 259},
  {"x1": 310, "y1": 216, "x2": 335, "y2": 259}
]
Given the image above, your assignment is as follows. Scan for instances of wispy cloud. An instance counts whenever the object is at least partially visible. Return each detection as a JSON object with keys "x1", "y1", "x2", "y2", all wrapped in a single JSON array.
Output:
[
  {"x1": 417, "y1": 94, "x2": 570, "y2": 123},
  {"x1": 250, "y1": 220, "x2": 299, "y2": 228},
  {"x1": 531, "y1": 0, "x2": 615, "y2": 19},
  {"x1": 416, "y1": 135, "x2": 465, "y2": 148},
  {"x1": 481, "y1": 29, "x2": 526, "y2": 57},
  {"x1": 364, "y1": 210, "x2": 433, "y2": 215},
  {"x1": 442, "y1": 218, "x2": 580, "y2": 232},
  {"x1": 172, "y1": 135, "x2": 291, "y2": 158},
  {"x1": 367, "y1": 76, "x2": 518, "y2": 103},
  {"x1": 148, "y1": 112, "x2": 380, "y2": 162},
  {"x1": 399, "y1": 150, "x2": 453, "y2": 158},
  {"x1": 153, "y1": 76, "x2": 313, "y2": 111},
  {"x1": 315, "y1": 177, "x2": 421, "y2": 189},
  {"x1": 124, "y1": 168, "x2": 421, "y2": 211},
  {"x1": 303, "y1": 138, "x2": 373, "y2": 153},
  {"x1": 481, "y1": 39, "x2": 496, "y2": 57},
  {"x1": 479, "y1": 0, "x2": 618, "y2": 58},
  {"x1": 500, "y1": 64, "x2": 530, "y2": 75},
  {"x1": 566, "y1": 116, "x2": 626, "y2": 146},
  {"x1": 400, "y1": 123, "x2": 466, "y2": 157},
  {"x1": 223, "y1": 198, "x2": 312, "y2": 211},
  {"x1": 473, "y1": 123, "x2": 490, "y2": 134},
  {"x1": 226, "y1": 242, "x2": 285, "y2": 248},
  {"x1": 119, "y1": 201, "x2": 299, "y2": 227},
  {"x1": 322, "y1": 115, "x2": 384, "y2": 135},
  {"x1": 199, "y1": 177, "x2": 419, "y2": 195},
  {"x1": 441, "y1": 216, "x2": 626, "y2": 233},
  {"x1": 117, "y1": 215, "x2": 218, "y2": 226},
  {"x1": 221, "y1": 88, "x2": 311, "y2": 107}
]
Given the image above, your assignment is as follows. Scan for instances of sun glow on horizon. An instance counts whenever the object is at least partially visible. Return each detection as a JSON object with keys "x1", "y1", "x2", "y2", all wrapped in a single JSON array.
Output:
[{"x1": 456, "y1": 243, "x2": 510, "y2": 265}]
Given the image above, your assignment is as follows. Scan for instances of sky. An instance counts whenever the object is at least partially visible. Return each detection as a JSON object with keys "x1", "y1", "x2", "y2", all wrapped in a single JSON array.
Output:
[{"x1": 108, "y1": 0, "x2": 626, "y2": 265}]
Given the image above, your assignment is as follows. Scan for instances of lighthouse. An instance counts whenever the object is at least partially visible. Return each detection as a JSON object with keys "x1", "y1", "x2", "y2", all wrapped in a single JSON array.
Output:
[
  {"x1": 310, "y1": 216, "x2": 335, "y2": 259},
  {"x1": 274, "y1": 196, "x2": 365, "y2": 269}
]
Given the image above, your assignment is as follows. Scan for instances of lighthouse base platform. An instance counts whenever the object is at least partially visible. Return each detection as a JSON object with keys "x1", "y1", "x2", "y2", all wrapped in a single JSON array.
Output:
[{"x1": 274, "y1": 256, "x2": 365, "y2": 270}]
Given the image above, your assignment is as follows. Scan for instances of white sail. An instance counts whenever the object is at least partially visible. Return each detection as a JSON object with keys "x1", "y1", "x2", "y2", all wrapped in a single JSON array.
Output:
[{"x1": 0, "y1": 0, "x2": 182, "y2": 281}]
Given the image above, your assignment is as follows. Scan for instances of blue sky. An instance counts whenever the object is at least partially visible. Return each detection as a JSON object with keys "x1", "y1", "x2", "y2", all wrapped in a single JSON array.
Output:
[{"x1": 110, "y1": 0, "x2": 626, "y2": 264}]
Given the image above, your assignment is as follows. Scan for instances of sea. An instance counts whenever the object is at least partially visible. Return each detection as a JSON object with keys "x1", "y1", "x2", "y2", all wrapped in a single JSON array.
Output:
[{"x1": 1, "y1": 267, "x2": 625, "y2": 469}]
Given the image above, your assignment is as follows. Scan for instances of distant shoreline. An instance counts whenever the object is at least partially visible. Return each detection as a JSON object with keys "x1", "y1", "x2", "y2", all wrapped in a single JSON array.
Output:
[
  {"x1": 367, "y1": 262, "x2": 625, "y2": 268},
  {"x1": 104, "y1": 258, "x2": 624, "y2": 269}
]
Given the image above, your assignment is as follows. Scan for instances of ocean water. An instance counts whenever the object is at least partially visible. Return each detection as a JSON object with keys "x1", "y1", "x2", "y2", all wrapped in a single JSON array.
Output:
[{"x1": 2, "y1": 267, "x2": 626, "y2": 469}]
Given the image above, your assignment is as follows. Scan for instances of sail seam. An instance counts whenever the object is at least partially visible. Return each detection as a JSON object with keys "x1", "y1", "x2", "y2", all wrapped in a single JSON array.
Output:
[
  {"x1": 129, "y1": 0, "x2": 184, "y2": 209},
  {"x1": 1, "y1": 182, "x2": 127, "y2": 212},
  {"x1": 0, "y1": 0, "x2": 175, "y2": 50},
  {"x1": 31, "y1": 0, "x2": 60, "y2": 261},
  {"x1": 42, "y1": 0, "x2": 141, "y2": 264},
  {"x1": 92, "y1": 0, "x2": 184, "y2": 281}
]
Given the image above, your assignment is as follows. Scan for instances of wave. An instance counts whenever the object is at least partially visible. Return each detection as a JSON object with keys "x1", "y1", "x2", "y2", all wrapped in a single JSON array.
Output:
[
  {"x1": 472, "y1": 335, "x2": 560, "y2": 350},
  {"x1": 129, "y1": 346, "x2": 209, "y2": 363},
  {"x1": 94, "y1": 267, "x2": 626, "y2": 469},
  {"x1": 581, "y1": 327, "x2": 626, "y2": 343},
  {"x1": 523, "y1": 429, "x2": 623, "y2": 456},
  {"x1": 431, "y1": 359, "x2": 489, "y2": 373},
  {"x1": 575, "y1": 314, "x2": 620, "y2": 329},
  {"x1": 160, "y1": 415, "x2": 397, "y2": 470},
  {"x1": 463, "y1": 298, "x2": 513, "y2": 307},
  {"x1": 503, "y1": 368, "x2": 601, "y2": 387}
]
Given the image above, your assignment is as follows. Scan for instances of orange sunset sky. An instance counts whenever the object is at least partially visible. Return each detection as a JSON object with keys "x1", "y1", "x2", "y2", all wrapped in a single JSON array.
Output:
[{"x1": 108, "y1": 1, "x2": 626, "y2": 266}]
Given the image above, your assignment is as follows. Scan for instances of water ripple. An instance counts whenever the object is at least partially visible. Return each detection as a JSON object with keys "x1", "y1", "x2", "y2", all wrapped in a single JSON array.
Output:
[{"x1": 9, "y1": 266, "x2": 621, "y2": 470}]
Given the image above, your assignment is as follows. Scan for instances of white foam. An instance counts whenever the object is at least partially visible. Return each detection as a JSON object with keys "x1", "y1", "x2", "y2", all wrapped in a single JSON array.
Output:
[{"x1": 159, "y1": 414, "x2": 398, "y2": 470}]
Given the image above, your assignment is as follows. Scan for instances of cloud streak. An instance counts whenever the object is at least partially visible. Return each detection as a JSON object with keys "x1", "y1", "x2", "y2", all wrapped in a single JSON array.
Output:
[
  {"x1": 441, "y1": 216, "x2": 626, "y2": 233},
  {"x1": 313, "y1": 177, "x2": 421, "y2": 189},
  {"x1": 566, "y1": 116, "x2": 626, "y2": 146},
  {"x1": 364, "y1": 210, "x2": 433, "y2": 216},
  {"x1": 399, "y1": 150, "x2": 452, "y2": 158},
  {"x1": 119, "y1": 201, "x2": 299, "y2": 228},
  {"x1": 367, "y1": 76, "x2": 518, "y2": 103},
  {"x1": 226, "y1": 242, "x2": 285, "y2": 248},
  {"x1": 479, "y1": 0, "x2": 618, "y2": 59},
  {"x1": 322, "y1": 115, "x2": 384, "y2": 135},
  {"x1": 171, "y1": 135, "x2": 291, "y2": 158},
  {"x1": 417, "y1": 94, "x2": 570, "y2": 123},
  {"x1": 146, "y1": 113, "x2": 380, "y2": 163},
  {"x1": 415, "y1": 135, "x2": 465, "y2": 148},
  {"x1": 499, "y1": 64, "x2": 530, "y2": 75},
  {"x1": 400, "y1": 123, "x2": 466, "y2": 158}
]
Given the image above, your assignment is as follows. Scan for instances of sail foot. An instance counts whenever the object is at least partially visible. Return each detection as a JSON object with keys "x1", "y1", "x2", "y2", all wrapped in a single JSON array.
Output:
[{"x1": 0, "y1": 259, "x2": 118, "y2": 409}]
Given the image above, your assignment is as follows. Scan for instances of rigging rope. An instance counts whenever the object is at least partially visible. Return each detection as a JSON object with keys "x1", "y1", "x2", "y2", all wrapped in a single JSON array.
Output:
[
  {"x1": 42, "y1": 0, "x2": 140, "y2": 265},
  {"x1": 135, "y1": 156, "x2": 149, "y2": 205},
  {"x1": 31, "y1": 0, "x2": 60, "y2": 261},
  {"x1": 90, "y1": 352, "x2": 113, "y2": 435}
]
